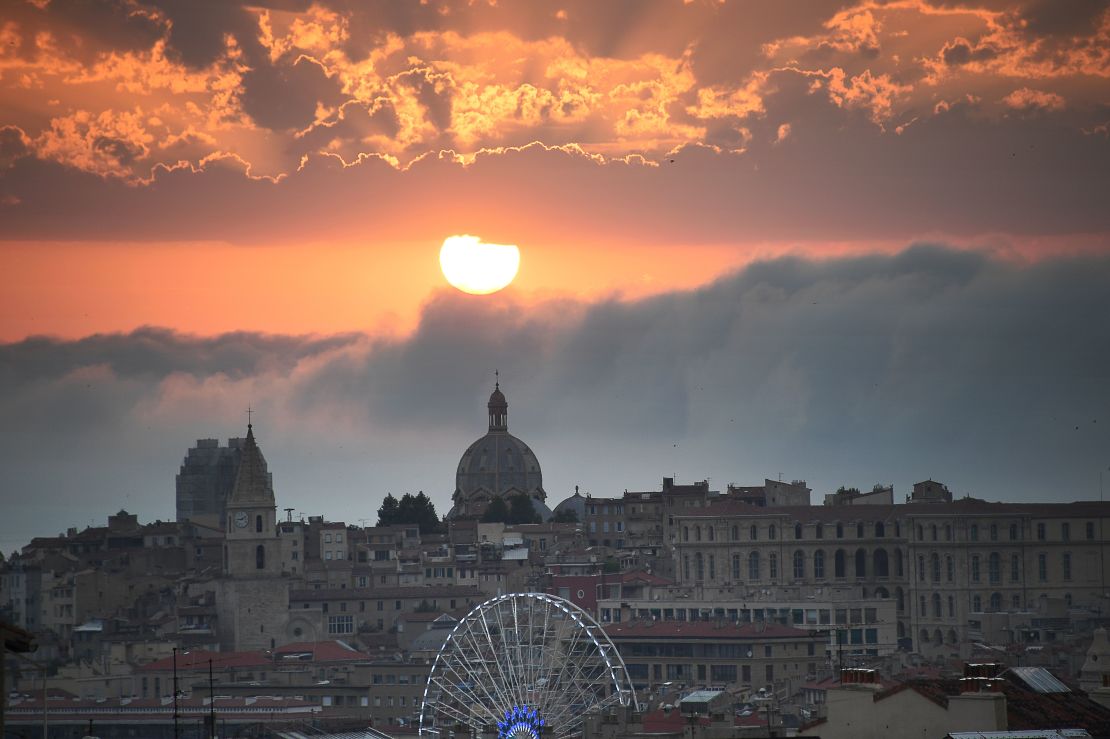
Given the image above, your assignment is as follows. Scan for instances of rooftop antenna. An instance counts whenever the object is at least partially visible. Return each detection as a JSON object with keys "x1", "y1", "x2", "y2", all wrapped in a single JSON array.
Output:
[{"x1": 283, "y1": 508, "x2": 294, "y2": 522}]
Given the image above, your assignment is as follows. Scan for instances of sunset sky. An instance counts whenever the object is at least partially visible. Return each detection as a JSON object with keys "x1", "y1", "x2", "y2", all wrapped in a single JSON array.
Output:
[{"x1": 1, "y1": 0, "x2": 1109, "y2": 553}]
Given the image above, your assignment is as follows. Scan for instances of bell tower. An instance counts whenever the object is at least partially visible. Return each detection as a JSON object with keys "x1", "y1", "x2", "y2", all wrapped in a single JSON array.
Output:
[{"x1": 224, "y1": 421, "x2": 279, "y2": 578}]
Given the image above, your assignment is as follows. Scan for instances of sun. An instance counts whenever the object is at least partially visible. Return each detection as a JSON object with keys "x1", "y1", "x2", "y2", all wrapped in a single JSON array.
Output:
[{"x1": 439, "y1": 235, "x2": 520, "y2": 295}]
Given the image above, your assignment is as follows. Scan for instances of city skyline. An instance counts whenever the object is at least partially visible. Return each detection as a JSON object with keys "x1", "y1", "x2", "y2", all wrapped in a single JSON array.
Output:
[{"x1": 2, "y1": 1, "x2": 1109, "y2": 554}]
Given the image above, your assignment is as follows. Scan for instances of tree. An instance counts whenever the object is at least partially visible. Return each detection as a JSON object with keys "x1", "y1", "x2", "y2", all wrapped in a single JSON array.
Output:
[
  {"x1": 552, "y1": 509, "x2": 578, "y2": 524},
  {"x1": 481, "y1": 497, "x2": 510, "y2": 523},
  {"x1": 602, "y1": 557, "x2": 620, "y2": 573},
  {"x1": 507, "y1": 493, "x2": 542, "y2": 524},
  {"x1": 377, "y1": 491, "x2": 442, "y2": 534},
  {"x1": 836, "y1": 486, "x2": 861, "y2": 496},
  {"x1": 377, "y1": 493, "x2": 400, "y2": 527}
]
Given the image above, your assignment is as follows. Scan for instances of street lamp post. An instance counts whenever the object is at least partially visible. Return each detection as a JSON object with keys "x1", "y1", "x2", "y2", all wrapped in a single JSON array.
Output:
[{"x1": 172, "y1": 647, "x2": 180, "y2": 739}]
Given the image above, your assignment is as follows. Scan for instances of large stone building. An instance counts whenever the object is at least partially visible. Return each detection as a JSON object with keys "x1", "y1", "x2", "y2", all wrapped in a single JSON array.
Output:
[
  {"x1": 670, "y1": 497, "x2": 1110, "y2": 657},
  {"x1": 449, "y1": 379, "x2": 550, "y2": 520},
  {"x1": 175, "y1": 435, "x2": 255, "y2": 529}
]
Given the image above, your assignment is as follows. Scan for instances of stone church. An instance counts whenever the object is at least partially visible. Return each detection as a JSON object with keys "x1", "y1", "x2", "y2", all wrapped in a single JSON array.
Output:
[
  {"x1": 448, "y1": 379, "x2": 552, "y2": 521},
  {"x1": 213, "y1": 422, "x2": 291, "y2": 651}
]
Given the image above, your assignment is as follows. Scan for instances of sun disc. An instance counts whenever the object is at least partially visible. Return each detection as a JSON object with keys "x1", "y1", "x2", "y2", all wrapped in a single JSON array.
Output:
[{"x1": 439, "y1": 235, "x2": 520, "y2": 295}]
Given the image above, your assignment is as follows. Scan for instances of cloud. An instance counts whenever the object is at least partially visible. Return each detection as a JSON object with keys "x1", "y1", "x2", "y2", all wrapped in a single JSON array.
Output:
[
  {"x1": 1003, "y1": 86, "x2": 1066, "y2": 111},
  {"x1": 1, "y1": 245, "x2": 1108, "y2": 553}
]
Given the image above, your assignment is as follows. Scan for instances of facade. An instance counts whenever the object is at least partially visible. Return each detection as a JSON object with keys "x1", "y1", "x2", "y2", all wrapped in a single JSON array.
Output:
[
  {"x1": 670, "y1": 498, "x2": 1110, "y2": 657},
  {"x1": 449, "y1": 381, "x2": 549, "y2": 520}
]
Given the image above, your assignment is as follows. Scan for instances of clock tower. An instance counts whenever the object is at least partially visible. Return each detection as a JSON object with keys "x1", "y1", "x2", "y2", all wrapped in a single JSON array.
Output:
[
  {"x1": 224, "y1": 422, "x2": 279, "y2": 578},
  {"x1": 216, "y1": 421, "x2": 288, "y2": 651}
]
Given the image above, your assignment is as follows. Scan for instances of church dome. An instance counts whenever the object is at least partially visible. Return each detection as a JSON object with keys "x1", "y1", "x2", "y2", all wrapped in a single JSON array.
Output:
[{"x1": 452, "y1": 379, "x2": 546, "y2": 517}]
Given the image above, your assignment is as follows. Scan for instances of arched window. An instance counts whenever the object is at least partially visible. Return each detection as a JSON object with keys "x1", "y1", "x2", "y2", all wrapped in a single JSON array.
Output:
[
  {"x1": 793, "y1": 550, "x2": 805, "y2": 579},
  {"x1": 1009, "y1": 523, "x2": 1018, "y2": 541},
  {"x1": 857, "y1": 522, "x2": 865, "y2": 538},
  {"x1": 708, "y1": 554, "x2": 716, "y2": 580},
  {"x1": 695, "y1": 526, "x2": 702, "y2": 542},
  {"x1": 769, "y1": 552, "x2": 778, "y2": 580},
  {"x1": 895, "y1": 587, "x2": 905, "y2": 612},
  {"x1": 933, "y1": 628, "x2": 943, "y2": 645},
  {"x1": 769, "y1": 525, "x2": 777, "y2": 541},
  {"x1": 931, "y1": 524, "x2": 937, "y2": 541},
  {"x1": 989, "y1": 552, "x2": 1001, "y2": 584},
  {"x1": 854, "y1": 548, "x2": 866, "y2": 578},
  {"x1": 814, "y1": 550, "x2": 826, "y2": 579},
  {"x1": 895, "y1": 549, "x2": 904, "y2": 577},
  {"x1": 835, "y1": 549, "x2": 846, "y2": 578},
  {"x1": 732, "y1": 525, "x2": 739, "y2": 541},
  {"x1": 255, "y1": 514, "x2": 263, "y2": 533},
  {"x1": 946, "y1": 555, "x2": 954, "y2": 582},
  {"x1": 732, "y1": 554, "x2": 741, "y2": 580},
  {"x1": 970, "y1": 524, "x2": 979, "y2": 542},
  {"x1": 920, "y1": 628, "x2": 930, "y2": 644},
  {"x1": 683, "y1": 527, "x2": 689, "y2": 542},
  {"x1": 255, "y1": 544, "x2": 265, "y2": 570},
  {"x1": 875, "y1": 586, "x2": 889, "y2": 598},
  {"x1": 836, "y1": 523, "x2": 844, "y2": 539},
  {"x1": 972, "y1": 594, "x2": 982, "y2": 611},
  {"x1": 748, "y1": 552, "x2": 760, "y2": 581},
  {"x1": 945, "y1": 524, "x2": 952, "y2": 541},
  {"x1": 948, "y1": 629, "x2": 957, "y2": 644},
  {"x1": 932, "y1": 593, "x2": 941, "y2": 617},
  {"x1": 917, "y1": 555, "x2": 925, "y2": 581},
  {"x1": 873, "y1": 548, "x2": 889, "y2": 577},
  {"x1": 948, "y1": 595, "x2": 955, "y2": 617},
  {"x1": 989, "y1": 592, "x2": 1002, "y2": 612},
  {"x1": 1011, "y1": 554, "x2": 1020, "y2": 582},
  {"x1": 875, "y1": 522, "x2": 885, "y2": 537},
  {"x1": 931, "y1": 553, "x2": 941, "y2": 582},
  {"x1": 794, "y1": 523, "x2": 803, "y2": 540},
  {"x1": 917, "y1": 525, "x2": 924, "y2": 540},
  {"x1": 707, "y1": 526, "x2": 714, "y2": 542},
  {"x1": 683, "y1": 556, "x2": 690, "y2": 581},
  {"x1": 990, "y1": 524, "x2": 998, "y2": 541},
  {"x1": 816, "y1": 523, "x2": 824, "y2": 539},
  {"x1": 695, "y1": 552, "x2": 704, "y2": 581},
  {"x1": 919, "y1": 595, "x2": 926, "y2": 616},
  {"x1": 750, "y1": 525, "x2": 758, "y2": 541}
]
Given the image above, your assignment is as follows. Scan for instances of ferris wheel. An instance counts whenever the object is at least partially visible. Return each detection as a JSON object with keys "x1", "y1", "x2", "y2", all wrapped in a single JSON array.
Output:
[{"x1": 419, "y1": 592, "x2": 638, "y2": 739}]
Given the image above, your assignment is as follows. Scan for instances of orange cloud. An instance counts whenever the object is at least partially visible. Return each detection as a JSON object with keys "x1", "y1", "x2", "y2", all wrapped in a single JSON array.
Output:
[{"x1": 1002, "y1": 87, "x2": 1066, "y2": 112}]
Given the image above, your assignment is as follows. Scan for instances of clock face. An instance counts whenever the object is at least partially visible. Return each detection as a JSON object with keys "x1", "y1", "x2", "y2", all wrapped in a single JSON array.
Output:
[{"x1": 234, "y1": 511, "x2": 248, "y2": 528}]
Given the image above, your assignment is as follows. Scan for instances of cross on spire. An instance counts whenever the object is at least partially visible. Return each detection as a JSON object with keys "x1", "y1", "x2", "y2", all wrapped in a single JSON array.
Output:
[
  {"x1": 494, "y1": 368, "x2": 499, "y2": 390},
  {"x1": 246, "y1": 406, "x2": 254, "y2": 428}
]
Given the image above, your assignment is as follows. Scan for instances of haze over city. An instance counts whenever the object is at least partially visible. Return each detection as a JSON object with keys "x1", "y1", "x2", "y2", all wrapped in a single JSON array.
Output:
[{"x1": 1, "y1": 0, "x2": 1109, "y2": 555}]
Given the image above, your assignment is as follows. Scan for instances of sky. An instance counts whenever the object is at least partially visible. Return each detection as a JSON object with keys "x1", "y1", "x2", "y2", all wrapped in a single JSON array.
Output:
[{"x1": 1, "y1": 0, "x2": 1109, "y2": 554}]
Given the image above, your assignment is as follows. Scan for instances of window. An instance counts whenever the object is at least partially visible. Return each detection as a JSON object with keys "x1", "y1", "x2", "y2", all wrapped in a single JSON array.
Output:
[
  {"x1": 1037, "y1": 523, "x2": 1046, "y2": 541},
  {"x1": 695, "y1": 526, "x2": 701, "y2": 542},
  {"x1": 749, "y1": 552, "x2": 760, "y2": 581},
  {"x1": 1012, "y1": 594, "x2": 1021, "y2": 608},
  {"x1": 769, "y1": 552, "x2": 778, "y2": 579},
  {"x1": 683, "y1": 556, "x2": 690, "y2": 581},
  {"x1": 793, "y1": 550, "x2": 805, "y2": 579},
  {"x1": 707, "y1": 526, "x2": 714, "y2": 541},
  {"x1": 836, "y1": 523, "x2": 844, "y2": 539},
  {"x1": 988, "y1": 552, "x2": 1001, "y2": 584},
  {"x1": 1088, "y1": 522, "x2": 1096, "y2": 540},
  {"x1": 750, "y1": 525, "x2": 758, "y2": 541},
  {"x1": 990, "y1": 524, "x2": 998, "y2": 541},
  {"x1": 946, "y1": 555, "x2": 954, "y2": 582},
  {"x1": 795, "y1": 523, "x2": 803, "y2": 540},
  {"x1": 732, "y1": 525, "x2": 739, "y2": 541},
  {"x1": 835, "y1": 549, "x2": 846, "y2": 578},
  {"x1": 875, "y1": 522, "x2": 885, "y2": 537},
  {"x1": 328, "y1": 615, "x2": 353, "y2": 634},
  {"x1": 336, "y1": 533, "x2": 343, "y2": 543},
  {"x1": 1010, "y1": 554, "x2": 1020, "y2": 582},
  {"x1": 971, "y1": 555, "x2": 980, "y2": 582},
  {"x1": 932, "y1": 593, "x2": 941, "y2": 617},
  {"x1": 948, "y1": 595, "x2": 955, "y2": 617},
  {"x1": 931, "y1": 553, "x2": 940, "y2": 582},
  {"x1": 931, "y1": 524, "x2": 937, "y2": 541},
  {"x1": 857, "y1": 522, "x2": 865, "y2": 538},
  {"x1": 970, "y1": 524, "x2": 979, "y2": 542},
  {"x1": 732, "y1": 554, "x2": 741, "y2": 580},
  {"x1": 989, "y1": 592, "x2": 1001, "y2": 612},
  {"x1": 683, "y1": 527, "x2": 689, "y2": 542},
  {"x1": 1038, "y1": 553, "x2": 1047, "y2": 581},
  {"x1": 973, "y1": 594, "x2": 982, "y2": 611},
  {"x1": 945, "y1": 524, "x2": 952, "y2": 541},
  {"x1": 874, "y1": 549, "x2": 889, "y2": 577},
  {"x1": 695, "y1": 553, "x2": 704, "y2": 581},
  {"x1": 895, "y1": 549, "x2": 904, "y2": 577},
  {"x1": 708, "y1": 554, "x2": 716, "y2": 580},
  {"x1": 814, "y1": 550, "x2": 825, "y2": 579},
  {"x1": 325, "y1": 533, "x2": 332, "y2": 543},
  {"x1": 816, "y1": 523, "x2": 824, "y2": 539},
  {"x1": 917, "y1": 555, "x2": 925, "y2": 582},
  {"x1": 769, "y1": 525, "x2": 777, "y2": 540},
  {"x1": 256, "y1": 544, "x2": 265, "y2": 570},
  {"x1": 256, "y1": 515, "x2": 263, "y2": 533},
  {"x1": 1062, "y1": 523, "x2": 1071, "y2": 542},
  {"x1": 1063, "y1": 552, "x2": 1072, "y2": 581},
  {"x1": 855, "y1": 548, "x2": 866, "y2": 578},
  {"x1": 919, "y1": 595, "x2": 926, "y2": 617}
]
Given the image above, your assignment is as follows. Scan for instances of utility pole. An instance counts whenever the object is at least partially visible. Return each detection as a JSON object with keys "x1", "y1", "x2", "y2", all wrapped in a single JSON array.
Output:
[{"x1": 172, "y1": 647, "x2": 180, "y2": 739}]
